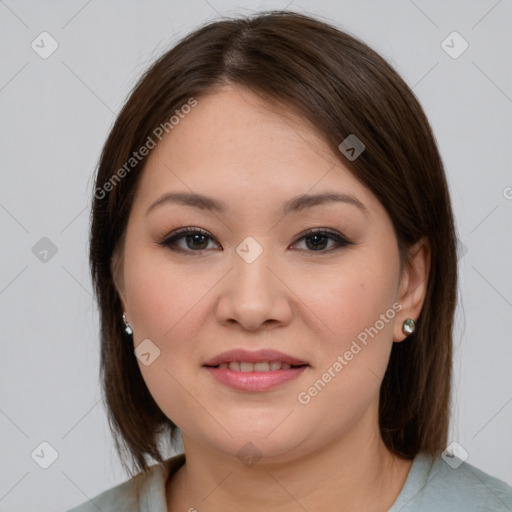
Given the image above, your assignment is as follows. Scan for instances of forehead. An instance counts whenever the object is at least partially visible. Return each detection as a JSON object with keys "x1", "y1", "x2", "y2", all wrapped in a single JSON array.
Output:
[
  {"x1": 131, "y1": 85, "x2": 380, "y2": 218},
  {"x1": 164, "y1": 85, "x2": 329, "y2": 165}
]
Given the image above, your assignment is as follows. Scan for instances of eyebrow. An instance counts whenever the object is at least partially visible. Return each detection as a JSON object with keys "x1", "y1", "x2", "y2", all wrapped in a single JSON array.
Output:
[{"x1": 145, "y1": 191, "x2": 366, "y2": 217}]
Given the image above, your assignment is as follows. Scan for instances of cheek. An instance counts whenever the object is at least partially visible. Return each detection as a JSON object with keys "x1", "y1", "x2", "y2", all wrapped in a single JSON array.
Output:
[
  {"x1": 124, "y1": 245, "x2": 207, "y2": 341},
  {"x1": 292, "y1": 251, "x2": 399, "y2": 349},
  {"x1": 291, "y1": 251, "x2": 399, "y2": 413}
]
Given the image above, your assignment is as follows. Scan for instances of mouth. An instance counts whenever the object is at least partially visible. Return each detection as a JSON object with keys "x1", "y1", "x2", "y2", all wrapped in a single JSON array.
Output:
[
  {"x1": 203, "y1": 348, "x2": 309, "y2": 368},
  {"x1": 202, "y1": 349, "x2": 310, "y2": 392},
  {"x1": 205, "y1": 361, "x2": 308, "y2": 372}
]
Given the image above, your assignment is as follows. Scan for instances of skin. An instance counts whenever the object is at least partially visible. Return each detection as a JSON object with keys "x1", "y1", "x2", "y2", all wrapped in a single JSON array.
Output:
[{"x1": 114, "y1": 85, "x2": 430, "y2": 512}]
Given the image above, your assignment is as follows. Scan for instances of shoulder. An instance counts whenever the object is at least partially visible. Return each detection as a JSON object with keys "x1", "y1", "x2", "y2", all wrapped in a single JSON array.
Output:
[
  {"x1": 65, "y1": 453, "x2": 186, "y2": 512},
  {"x1": 390, "y1": 451, "x2": 512, "y2": 512}
]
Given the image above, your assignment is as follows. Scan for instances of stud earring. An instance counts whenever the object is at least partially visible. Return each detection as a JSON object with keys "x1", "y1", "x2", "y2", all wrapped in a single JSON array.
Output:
[
  {"x1": 402, "y1": 318, "x2": 416, "y2": 335},
  {"x1": 122, "y1": 312, "x2": 133, "y2": 336}
]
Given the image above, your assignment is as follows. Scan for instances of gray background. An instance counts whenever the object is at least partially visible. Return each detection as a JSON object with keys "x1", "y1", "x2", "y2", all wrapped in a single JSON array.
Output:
[{"x1": 1, "y1": 0, "x2": 511, "y2": 509}]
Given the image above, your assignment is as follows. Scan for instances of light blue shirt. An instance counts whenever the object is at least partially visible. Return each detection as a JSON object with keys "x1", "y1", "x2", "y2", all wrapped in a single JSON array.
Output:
[{"x1": 66, "y1": 451, "x2": 512, "y2": 511}]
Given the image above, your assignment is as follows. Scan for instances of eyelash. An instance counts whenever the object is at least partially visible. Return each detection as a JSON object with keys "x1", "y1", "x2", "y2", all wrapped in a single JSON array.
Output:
[{"x1": 157, "y1": 226, "x2": 353, "y2": 256}]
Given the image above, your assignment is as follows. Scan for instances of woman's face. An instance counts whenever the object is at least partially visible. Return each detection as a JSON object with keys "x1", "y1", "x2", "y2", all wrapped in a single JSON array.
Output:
[{"x1": 117, "y1": 85, "x2": 412, "y2": 462}]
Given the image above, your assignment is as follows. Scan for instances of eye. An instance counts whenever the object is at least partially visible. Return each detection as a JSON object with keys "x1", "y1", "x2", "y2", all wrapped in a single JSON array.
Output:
[
  {"x1": 157, "y1": 227, "x2": 220, "y2": 253},
  {"x1": 290, "y1": 228, "x2": 352, "y2": 254}
]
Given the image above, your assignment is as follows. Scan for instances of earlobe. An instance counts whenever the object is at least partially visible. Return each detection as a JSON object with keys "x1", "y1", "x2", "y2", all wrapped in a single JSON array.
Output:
[
  {"x1": 116, "y1": 287, "x2": 128, "y2": 320},
  {"x1": 394, "y1": 237, "x2": 430, "y2": 342}
]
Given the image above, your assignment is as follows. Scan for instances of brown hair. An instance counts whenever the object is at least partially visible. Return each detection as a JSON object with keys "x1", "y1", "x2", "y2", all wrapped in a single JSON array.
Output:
[{"x1": 89, "y1": 9, "x2": 457, "y2": 484}]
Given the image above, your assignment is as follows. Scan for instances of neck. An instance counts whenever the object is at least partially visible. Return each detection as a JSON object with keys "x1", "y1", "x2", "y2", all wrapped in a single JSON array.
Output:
[{"x1": 166, "y1": 410, "x2": 412, "y2": 512}]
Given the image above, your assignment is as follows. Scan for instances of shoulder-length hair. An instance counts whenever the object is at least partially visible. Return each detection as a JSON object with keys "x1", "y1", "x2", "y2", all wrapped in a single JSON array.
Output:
[{"x1": 89, "y1": 10, "x2": 457, "y2": 479}]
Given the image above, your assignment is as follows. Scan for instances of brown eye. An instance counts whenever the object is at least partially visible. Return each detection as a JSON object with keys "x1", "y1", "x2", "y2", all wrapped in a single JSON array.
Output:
[
  {"x1": 291, "y1": 229, "x2": 352, "y2": 253},
  {"x1": 158, "y1": 227, "x2": 220, "y2": 253}
]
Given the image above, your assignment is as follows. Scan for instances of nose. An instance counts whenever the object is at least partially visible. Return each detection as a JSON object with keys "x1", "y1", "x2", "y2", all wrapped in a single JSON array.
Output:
[{"x1": 215, "y1": 243, "x2": 293, "y2": 332}]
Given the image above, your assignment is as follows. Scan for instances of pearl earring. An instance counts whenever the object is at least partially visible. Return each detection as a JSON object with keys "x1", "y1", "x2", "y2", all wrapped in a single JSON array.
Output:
[
  {"x1": 122, "y1": 312, "x2": 133, "y2": 336},
  {"x1": 402, "y1": 318, "x2": 416, "y2": 335}
]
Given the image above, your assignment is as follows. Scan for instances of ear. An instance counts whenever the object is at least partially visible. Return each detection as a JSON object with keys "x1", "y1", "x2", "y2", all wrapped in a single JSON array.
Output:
[{"x1": 394, "y1": 237, "x2": 430, "y2": 342}]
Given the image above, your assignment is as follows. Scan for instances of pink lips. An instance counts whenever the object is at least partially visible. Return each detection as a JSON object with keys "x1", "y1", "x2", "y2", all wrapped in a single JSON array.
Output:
[
  {"x1": 203, "y1": 348, "x2": 308, "y2": 367},
  {"x1": 203, "y1": 348, "x2": 309, "y2": 392}
]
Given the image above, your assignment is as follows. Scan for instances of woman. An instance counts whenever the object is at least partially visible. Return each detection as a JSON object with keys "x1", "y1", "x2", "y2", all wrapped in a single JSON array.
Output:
[{"x1": 68, "y1": 10, "x2": 512, "y2": 512}]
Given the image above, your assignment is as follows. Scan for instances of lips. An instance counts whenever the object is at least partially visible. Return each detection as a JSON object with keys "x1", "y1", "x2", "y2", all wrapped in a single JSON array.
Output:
[
  {"x1": 217, "y1": 361, "x2": 296, "y2": 371},
  {"x1": 203, "y1": 348, "x2": 309, "y2": 368},
  {"x1": 203, "y1": 349, "x2": 309, "y2": 391}
]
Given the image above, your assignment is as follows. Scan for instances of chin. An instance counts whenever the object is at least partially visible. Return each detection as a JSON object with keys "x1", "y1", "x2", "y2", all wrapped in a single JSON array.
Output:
[{"x1": 187, "y1": 426, "x2": 313, "y2": 466}]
